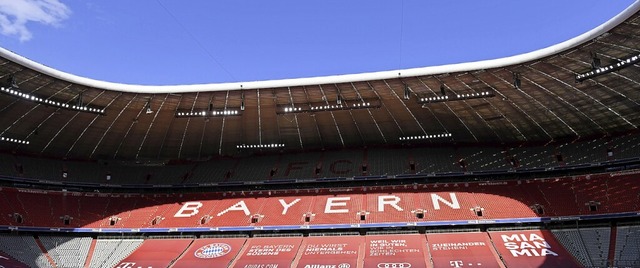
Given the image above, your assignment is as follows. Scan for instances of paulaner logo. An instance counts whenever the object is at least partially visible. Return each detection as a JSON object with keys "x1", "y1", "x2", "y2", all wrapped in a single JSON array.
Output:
[{"x1": 194, "y1": 243, "x2": 232, "y2": 258}]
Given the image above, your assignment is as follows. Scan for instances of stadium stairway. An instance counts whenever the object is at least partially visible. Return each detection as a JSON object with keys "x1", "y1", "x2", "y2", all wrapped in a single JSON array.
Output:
[
  {"x1": 608, "y1": 224, "x2": 617, "y2": 267},
  {"x1": 224, "y1": 238, "x2": 252, "y2": 268},
  {"x1": 290, "y1": 237, "x2": 306, "y2": 268},
  {"x1": 83, "y1": 238, "x2": 97, "y2": 268},
  {"x1": 34, "y1": 237, "x2": 57, "y2": 268}
]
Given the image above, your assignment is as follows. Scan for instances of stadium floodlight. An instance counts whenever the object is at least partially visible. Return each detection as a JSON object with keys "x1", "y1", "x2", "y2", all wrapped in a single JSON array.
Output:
[
  {"x1": 399, "y1": 132, "x2": 452, "y2": 141},
  {"x1": 418, "y1": 91, "x2": 494, "y2": 104},
  {"x1": 175, "y1": 108, "x2": 242, "y2": 118},
  {"x1": 576, "y1": 52, "x2": 640, "y2": 82},
  {"x1": 277, "y1": 98, "x2": 381, "y2": 114},
  {"x1": 236, "y1": 143, "x2": 285, "y2": 149},
  {"x1": 0, "y1": 87, "x2": 106, "y2": 115},
  {"x1": 0, "y1": 136, "x2": 29, "y2": 145}
]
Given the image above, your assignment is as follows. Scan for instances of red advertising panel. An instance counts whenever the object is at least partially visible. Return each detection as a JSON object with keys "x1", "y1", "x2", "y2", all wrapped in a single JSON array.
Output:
[
  {"x1": 172, "y1": 238, "x2": 246, "y2": 268},
  {"x1": 0, "y1": 251, "x2": 30, "y2": 268},
  {"x1": 489, "y1": 230, "x2": 581, "y2": 268},
  {"x1": 114, "y1": 239, "x2": 192, "y2": 268},
  {"x1": 232, "y1": 237, "x2": 303, "y2": 268},
  {"x1": 296, "y1": 236, "x2": 362, "y2": 268},
  {"x1": 427, "y1": 232, "x2": 502, "y2": 268},
  {"x1": 364, "y1": 234, "x2": 428, "y2": 268}
]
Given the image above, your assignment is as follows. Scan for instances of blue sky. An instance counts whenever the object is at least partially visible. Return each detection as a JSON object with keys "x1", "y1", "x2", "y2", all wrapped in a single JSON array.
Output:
[{"x1": 0, "y1": 0, "x2": 636, "y2": 85}]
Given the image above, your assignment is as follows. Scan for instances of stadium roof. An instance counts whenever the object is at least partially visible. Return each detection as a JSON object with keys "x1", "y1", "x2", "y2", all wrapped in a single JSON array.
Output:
[{"x1": 1, "y1": 2, "x2": 640, "y2": 160}]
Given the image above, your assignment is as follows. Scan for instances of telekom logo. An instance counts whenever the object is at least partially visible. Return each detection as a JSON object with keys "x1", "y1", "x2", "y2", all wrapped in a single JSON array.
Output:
[{"x1": 449, "y1": 260, "x2": 464, "y2": 267}]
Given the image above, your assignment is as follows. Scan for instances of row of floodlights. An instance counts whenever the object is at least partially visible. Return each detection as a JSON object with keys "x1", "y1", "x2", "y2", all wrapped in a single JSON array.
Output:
[
  {"x1": 351, "y1": 102, "x2": 372, "y2": 107},
  {"x1": 70, "y1": 105, "x2": 104, "y2": 113},
  {"x1": 399, "y1": 133, "x2": 452, "y2": 141},
  {"x1": 177, "y1": 110, "x2": 240, "y2": 117},
  {"x1": 421, "y1": 96, "x2": 450, "y2": 102},
  {"x1": 576, "y1": 53, "x2": 640, "y2": 81},
  {"x1": 0, "y1": 87, "x2": 105, "y2": 114},
  {"x1": 419, "y1": 92, "x2": 491, "y2": 102},
  {"x1": 283, "y1": 102, "x2": 374, "y2": 113},
  {"x1": 237, "y1": 143, "x2": 285, "y2": 149},
  {"x1": 455, "y1": 92, "x2": 491, "y2": 98},
  {"x1": 311, "y1": 104, "x2": 344, "y2": 110},
  {"x1": 0, "y1": 137, "x2": 29, "y2": 145},
  {"x1": 283, "y1": 107, "x2": 302, "y2": 112}
]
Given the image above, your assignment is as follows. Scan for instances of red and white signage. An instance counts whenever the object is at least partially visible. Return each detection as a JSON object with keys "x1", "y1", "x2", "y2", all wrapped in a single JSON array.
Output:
[
  {"x1": 232, "y1": 237, "x2": 303, "y2": 268},
  {"x1": 172, "y1": 238, "x2": 246, "y2": 268},
  {"x1": 427, "y1": 232, "x2": 502, "y2": 268},
  {"x1": 489, "y1": 230, "x2": 581, "y2": 268},
  {"x1": 363, "y1": 234, "x2": 428, "y2": 268},
  {"x1": 296, "y1": 236, "x2": 362, "y2": 268},
  {"x1": 114, "y1": 239, "x2": 192, "y2": 268}
]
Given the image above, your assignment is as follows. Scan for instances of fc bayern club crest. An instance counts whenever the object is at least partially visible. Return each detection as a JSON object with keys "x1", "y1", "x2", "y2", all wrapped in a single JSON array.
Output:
[{"x1": 194, "y1": 243, "x2": 232, "y2": 259}]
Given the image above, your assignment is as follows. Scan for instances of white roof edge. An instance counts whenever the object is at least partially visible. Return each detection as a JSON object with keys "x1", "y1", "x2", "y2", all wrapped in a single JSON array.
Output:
[{"x1": 2, "y1": 1, "x2": 640, "y2": 94}]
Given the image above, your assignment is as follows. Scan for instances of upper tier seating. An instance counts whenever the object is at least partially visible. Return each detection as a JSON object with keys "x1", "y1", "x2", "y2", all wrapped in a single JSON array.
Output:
[{"x1": 2, "y1": 133, "x2": 638, "y2": 185}]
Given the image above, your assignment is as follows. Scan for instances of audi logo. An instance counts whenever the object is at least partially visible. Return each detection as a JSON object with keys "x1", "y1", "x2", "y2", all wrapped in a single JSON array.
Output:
[{"x1": 377, "y1": 263, "x2": 411, "y2": 268}]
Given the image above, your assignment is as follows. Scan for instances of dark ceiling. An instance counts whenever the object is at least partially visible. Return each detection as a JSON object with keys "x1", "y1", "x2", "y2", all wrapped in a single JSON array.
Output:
[{"x1": 1, "y1": 11, "x2": 639, "y2": 161}]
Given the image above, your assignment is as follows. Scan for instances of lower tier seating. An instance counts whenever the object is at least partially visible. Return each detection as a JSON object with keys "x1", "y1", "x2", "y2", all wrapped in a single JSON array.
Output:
[{"x1": 3, "y1": 227, "x2": 636, "y2": 268}]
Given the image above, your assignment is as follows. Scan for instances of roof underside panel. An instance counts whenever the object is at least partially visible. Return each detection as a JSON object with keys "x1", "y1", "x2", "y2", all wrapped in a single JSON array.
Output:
[{"x1": 1, "y1": 6, "x2": 640, "y2": 160}]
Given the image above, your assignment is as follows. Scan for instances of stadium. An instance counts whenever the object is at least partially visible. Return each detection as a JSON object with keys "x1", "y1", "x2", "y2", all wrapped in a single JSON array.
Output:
[{"x1": 0, "y1": 1, "x2": 640, "y2": 268}]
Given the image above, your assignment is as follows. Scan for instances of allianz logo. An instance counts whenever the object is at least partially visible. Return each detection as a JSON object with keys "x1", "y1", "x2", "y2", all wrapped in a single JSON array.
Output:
[{"x1": 304, "y1": 264, "x2": 350, "y2": 268}]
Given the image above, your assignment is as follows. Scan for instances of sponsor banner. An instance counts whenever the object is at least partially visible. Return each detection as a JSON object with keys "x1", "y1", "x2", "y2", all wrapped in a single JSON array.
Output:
[
  {"x1": 172, "y1": 238, "x2": 246, "y2": 268},
  {"x1": 231, "y1": 237, "x2": 303, "y2": 268},
  {"x1": 114, "y1": 239, "x2": 192, "y2": 268},
  {"x1": 489, "y1": 230, "x2": 581, "y2": 268},
  {"x1": 363, "y1": 234, "x2": 428, "y2": 268},
  {"x1": 295, "y1": 236, "x2": 362, "y2": 268},
  {"x1": 426, "y1": 232, "x2": 501, "y2": 268},
  {"x1": 0, "y1": 251, "x2": 29, "y2": 268}
]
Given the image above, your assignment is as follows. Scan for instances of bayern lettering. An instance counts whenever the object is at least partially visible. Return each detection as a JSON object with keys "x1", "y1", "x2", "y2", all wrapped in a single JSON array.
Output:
[
  {"x1": 279, "y1": 199, "x2": 300, "y2": 215},
  {"x1": 325, "y1": 197, "x2": 351, "y2": 213},
  {"x1": 431, "y1": 193, "x2": 460, "y2": 210},
  {"x1": 217, "y1": 201, "x2": 251, "y2": 216},
  {"x1": 172, "y1": 193, "x2": 460, "y2": 218},
  {"x1": 174, "y1": 201, "x2": 202, "y2": 218},
  {"x1": 378, "y1": 195, "x2": 403, "y2": 212}
]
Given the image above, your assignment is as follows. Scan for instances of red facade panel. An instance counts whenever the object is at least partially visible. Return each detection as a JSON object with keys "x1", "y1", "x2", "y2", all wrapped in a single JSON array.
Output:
[
  {"x1": 427, "y1": 232, "x2": 502, "y2": 268},
  {"x1": 489, "y1": 230, "x2": 581, "y2": 268},
  {"x1": 114, "y1": 239, "x2": 192, "y2": 268},
  {"x1": 363, "y1": 234, "x2": 428, "y2": 268},
  {"x1": 232, "y1": 237, "x2": 303, "y2": 268},
  {"x1": 296, "y1": 235, "x2": 363, "y2": 268},
  {"x1": 172, "y1": 238, "x2": 246, "y2": 268}
]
